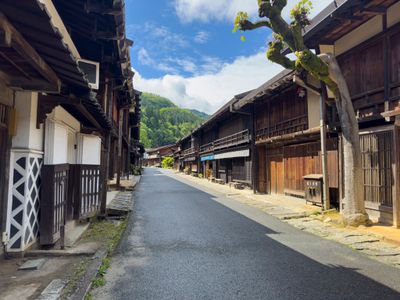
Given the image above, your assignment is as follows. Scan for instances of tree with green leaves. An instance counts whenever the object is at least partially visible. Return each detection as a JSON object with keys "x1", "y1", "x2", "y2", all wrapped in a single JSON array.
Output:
[
  {"x1": 161, "y1": 156, "x2": 174, "y2": 169},
  {"x1": 234, "y1": 0, "x2": 368, "y2": 225}
]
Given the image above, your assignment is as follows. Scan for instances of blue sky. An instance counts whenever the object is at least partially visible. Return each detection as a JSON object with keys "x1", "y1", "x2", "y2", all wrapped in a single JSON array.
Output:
[{"x1": 126, "y1": 0, "x2": 332, "y2": 114}]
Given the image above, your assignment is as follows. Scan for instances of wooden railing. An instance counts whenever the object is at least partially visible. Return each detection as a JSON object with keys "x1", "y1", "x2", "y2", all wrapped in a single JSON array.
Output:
[
  {"x1": 214, "y1": 130, "x2": 251, "y2": 151},
  {"x1": 182, "y1": 147, "x2": 197, "y2": 157},
  {"x1": 256, "y1": 115, "x2": 308, "y2": 141},
  {"x1": 40, "y1": 164, "x2": 69, "y2": 245},
  {"x1": 200, "y1": 142, "x2": 214, "y2": 153},
  {"x1": 70, "y1": 165, "x2": 102, "y2": 220}
]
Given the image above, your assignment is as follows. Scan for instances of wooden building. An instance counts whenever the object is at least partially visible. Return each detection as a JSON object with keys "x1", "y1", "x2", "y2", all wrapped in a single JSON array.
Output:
[
  {"x1": 233, "y1": 0, "x2": 400, "y2": 226},
  {"x1": 234, "y1": 71, "x2": 340, "y2": 205},
  {"x1": 145, "y1": 144, "x2": 176, "y2": 168},
  {"x1": 174, "y1": 0, "x2": 400, "y2": 228},
  {"x1": 176, "y1": 92, "x2": 254, "y2": 187},
  {"x1": 0, "y1": 0, "x2": 139, "y2": 254},
  {"x1": 301, "y1": 0, "x2": 400, "y2": 226}
]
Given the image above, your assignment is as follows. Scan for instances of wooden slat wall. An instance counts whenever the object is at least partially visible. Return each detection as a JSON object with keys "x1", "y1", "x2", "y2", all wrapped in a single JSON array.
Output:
[
  {"x1": 338, "y1": 24, "x2": 400, "y2": 119},
  {"x1": 283, "y1": 140, "x2": 339, "y2": 192},
  {"x1": 218, "y1": 115, "x2": 245, "y2": 139},
  {"x1": 390, "y1": 30, "x2": 400, "y2": 103},
  {"x1": 255, "y1": 88, "x2": 308, "y2": 140},
  {"x1": 258, "y1": 146, "x2": 267, "y2": 193},
  {"x1": 262, "y1": 140, "x2": 339, "y2": 196}
]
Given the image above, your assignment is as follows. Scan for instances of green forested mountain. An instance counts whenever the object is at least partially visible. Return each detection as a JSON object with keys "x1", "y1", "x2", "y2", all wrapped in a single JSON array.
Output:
[{"x1": 140, "y1": 93, "x2": 208, "y2": 149}]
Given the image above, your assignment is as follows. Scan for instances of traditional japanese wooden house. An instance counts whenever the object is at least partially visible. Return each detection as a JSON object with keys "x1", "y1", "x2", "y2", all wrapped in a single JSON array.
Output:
[
  {"x1": 144, "y1": 144, "x2": 176, "y2": 168},
  {"x1": 0, "y1": 0, "x2": 138, "y2": 254},
  {"x1": 173, "y1": 92, "x2": 256, "y2": 186},
  {"x1": 300, "y1": 0, "x2": 400, "y2": 226},
  {"x1": 234, "y1": 70, "x2": 340, "y2": 204},
  {"x1": 198, "y1": 93, "x2": 254, "y2": 186},
  {"x1": 177, "y1": 133, "x2": 200, "y2": 174}
]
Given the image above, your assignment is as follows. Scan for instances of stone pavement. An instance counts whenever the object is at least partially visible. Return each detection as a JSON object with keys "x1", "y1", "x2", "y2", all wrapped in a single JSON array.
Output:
[
  {"x1": 173, "y1": 171, "x2": 400, "y2": 269},
  {"x1": 106, "y1": 192, "x2": 135, "y2": 216}
]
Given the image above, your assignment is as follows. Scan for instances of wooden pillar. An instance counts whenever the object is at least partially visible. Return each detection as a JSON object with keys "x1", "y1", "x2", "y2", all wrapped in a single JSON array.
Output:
[
  {"x1": 393, "y1": 121, "x2": 400, "y2": 228},
  {"x1": 116, "y1": 108, "x2": 123, "y2": 187},
  {"x1": 251, "y1": 103, "x2": 258, "y2": 193},
  {"x1": 320, "y1": 84, "x2": 331, "y2": 211},
  {"x1": 102, "y1": 78, "x2": 113, "y2": 214},
  {"x1": 0, "y1": 107, "x2": 12, "y2": 243}
]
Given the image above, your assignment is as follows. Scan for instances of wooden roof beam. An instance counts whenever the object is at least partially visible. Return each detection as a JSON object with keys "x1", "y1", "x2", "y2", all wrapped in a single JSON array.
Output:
[
  {"x1": 361, "y1": 7, "x2": 387, "y2": 15},
  {"x1": 85, "y1": 0, "x2": 123, "y2": 16},
  {"x1": 0, "y1": 12, "x2": 61, "y2": 92}
]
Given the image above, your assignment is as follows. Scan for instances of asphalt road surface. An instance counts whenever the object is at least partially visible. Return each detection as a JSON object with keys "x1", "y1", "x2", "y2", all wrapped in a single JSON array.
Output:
[{"x1": 94, "y1": 168, "x2": 400, "y2": 300}]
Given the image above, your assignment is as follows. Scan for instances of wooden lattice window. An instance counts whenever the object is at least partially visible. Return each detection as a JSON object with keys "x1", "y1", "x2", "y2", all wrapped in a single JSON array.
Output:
[{"x1": 360, "y1": 131, "x2": 393, "y2": 207}]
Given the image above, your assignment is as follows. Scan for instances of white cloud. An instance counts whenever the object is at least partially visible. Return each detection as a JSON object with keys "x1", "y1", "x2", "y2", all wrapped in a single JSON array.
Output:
[
  {"x1": 134, "y1": 51, "x2": 284, "y2": 114},
  {"x1": 138, "y1": 48, "x2": 153, "y2": 65},
  {"x1": 174, "y1": 0, "x2": 257, "y2": 23},
  {"x1": 174, "y1": 0, "x2": 332, "y2": 23},
  {"x1": 138, "y1": 47, "x2": 178, "y2": 73},
  {"x1": 194, "y1": 31, "x2": 211, "y2": 44}
]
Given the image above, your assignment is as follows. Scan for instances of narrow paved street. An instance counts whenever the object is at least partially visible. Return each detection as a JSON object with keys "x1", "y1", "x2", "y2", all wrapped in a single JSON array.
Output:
[{"x1": 94, "y1": 168, "x2": 400, "y2": 300}]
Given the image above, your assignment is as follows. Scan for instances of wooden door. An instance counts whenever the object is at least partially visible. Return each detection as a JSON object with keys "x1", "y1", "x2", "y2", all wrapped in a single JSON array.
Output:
[
  {"x1": 268, "y1": 156, "x2": 284, "y2": 194},
  {"x1": 258, "y1": 146, "x2": 267, "y2": 193},
  {"x1": 276, "y1": 159, "x2": 284, "y2": 194}
]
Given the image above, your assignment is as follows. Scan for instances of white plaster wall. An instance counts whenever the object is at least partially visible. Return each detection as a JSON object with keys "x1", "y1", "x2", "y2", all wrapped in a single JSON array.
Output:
[
  {"x1": 388, "y1": 1, "x2": 400, "y2": 28},
  {"x1": 12, "y1": 92, "x2": 43, "y2": 152},
  {"x1": 307, "y1": 92, "x2": 321, "y2": 129},
  {"x1": 67, "y1": 130, "x2": 77, "y2": 164},
  {"x1": 334, "y1": 16, "x2": 382, "y2": 56},
  {"x1": 48, "y1": 106, "x2": 80, "y2": 132},
  {"x1": 333, "y1": 3, "x2": 400, "y2": 57},
  {"x1": 44, "y1": 120, "x2": 68, "y2": 165},
  {"x1": 77, "y1": 134, "x2": 101, "y2": 165},
  {"x1": 45, "y1": 106, "x2": 81, "y2": 165}
]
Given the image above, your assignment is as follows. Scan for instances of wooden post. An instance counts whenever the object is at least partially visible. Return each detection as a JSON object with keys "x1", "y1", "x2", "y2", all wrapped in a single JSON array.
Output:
[
  {"x1": 320, "y1": 84, "x2": 330, "y2": 211},
  {"x1": 251, "y1": 103, "x2": 258, "y2": 194},
  {"x1": 117, "y1": 108, "x2": 123, "y2": 187},
  {"x1": 393, "y1": 121, "x2": 400, "y2": 228},
  {"x1": 102, "y1": 78, "x2": 112, "y2": 216},
  {"x1": 0, "y1": 106, "x2": 12, "y2": 242}
]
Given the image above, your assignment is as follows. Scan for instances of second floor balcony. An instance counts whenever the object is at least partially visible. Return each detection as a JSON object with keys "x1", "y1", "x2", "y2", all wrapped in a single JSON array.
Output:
[
  {"x1": 182, "y1": 147, "x2": 197, "y2": 157},
  {"x1": 200, "y1": 130, "x2": 251, "y2": 153}
]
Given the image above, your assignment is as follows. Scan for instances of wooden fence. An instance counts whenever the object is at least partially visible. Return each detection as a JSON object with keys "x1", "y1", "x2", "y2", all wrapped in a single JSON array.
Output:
[{"x1": 40, "y1": 164, "x2": 69, "y2": 245}]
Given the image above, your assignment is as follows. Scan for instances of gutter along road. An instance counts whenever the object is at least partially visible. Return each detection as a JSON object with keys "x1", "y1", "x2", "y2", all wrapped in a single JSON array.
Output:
[{"x1": 94, "y1": 168, "x2": 400, "y2": 300}]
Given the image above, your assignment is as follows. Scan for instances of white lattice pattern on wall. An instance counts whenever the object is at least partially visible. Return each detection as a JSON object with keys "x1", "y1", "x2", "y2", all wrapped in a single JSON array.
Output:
[{"x1": 7, "y1": 151, "x2": 42, "y2": 251}]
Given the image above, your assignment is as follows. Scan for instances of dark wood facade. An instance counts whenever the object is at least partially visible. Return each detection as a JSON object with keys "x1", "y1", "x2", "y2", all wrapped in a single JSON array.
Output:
[
  {"x1": 0, "y1": 103, "x2": 10, "y2": 243},
  {"x1": 173, "y1": 0, "x2": 400, "y2": 227},
  {"x1": 252, "y1": 84, "x2": 340, "y2": 205}
]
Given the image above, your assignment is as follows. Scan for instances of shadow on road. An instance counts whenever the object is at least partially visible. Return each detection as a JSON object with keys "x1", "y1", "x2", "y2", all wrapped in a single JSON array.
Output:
[{"x1": 106, "y1": 168, "x2": 400, "y2": 300}]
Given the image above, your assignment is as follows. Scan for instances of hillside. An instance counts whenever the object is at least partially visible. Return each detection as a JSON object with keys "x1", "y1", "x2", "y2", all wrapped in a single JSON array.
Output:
[{"x1": 140, "y1": 93, "x2": 208, "y2": 149}]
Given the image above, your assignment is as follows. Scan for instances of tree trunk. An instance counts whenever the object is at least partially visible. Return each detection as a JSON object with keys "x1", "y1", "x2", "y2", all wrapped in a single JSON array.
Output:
[{"x1": 320, "y1": 54, "x2": 368, "y2": 225}]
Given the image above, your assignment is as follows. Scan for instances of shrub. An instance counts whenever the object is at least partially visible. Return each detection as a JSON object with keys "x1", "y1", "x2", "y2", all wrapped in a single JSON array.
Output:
[{"x1": 161, "y1": 156, "x2": 174, "y2": 169}]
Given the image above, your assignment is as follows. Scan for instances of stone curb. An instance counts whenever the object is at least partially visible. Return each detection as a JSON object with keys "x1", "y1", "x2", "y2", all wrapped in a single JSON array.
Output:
[{"x1": 68, "y1": 249, "x2": 108, "y2": 300}]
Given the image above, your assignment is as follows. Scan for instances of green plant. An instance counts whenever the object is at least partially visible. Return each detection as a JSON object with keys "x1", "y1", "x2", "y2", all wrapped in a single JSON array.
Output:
[
  {"x1": 161, "y1": 156, "x2": 174, "y2": 169},
  {"x1": 131, "y1": 165, "x2": 142, "y2": 175},
  {"x1": 198, "y1": 173, "x2": 203, "y2": 179}
]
